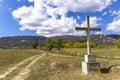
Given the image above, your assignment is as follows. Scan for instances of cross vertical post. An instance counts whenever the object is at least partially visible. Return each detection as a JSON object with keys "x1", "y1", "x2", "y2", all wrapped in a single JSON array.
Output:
[{"x1": 86, "y1": 16, "x2": 91, "y2": 55}]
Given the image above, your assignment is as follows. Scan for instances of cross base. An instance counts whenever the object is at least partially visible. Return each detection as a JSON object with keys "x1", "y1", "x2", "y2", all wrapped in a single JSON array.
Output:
[{"x1": 82, "y1": 55, "x2": 100, "y2": 75}]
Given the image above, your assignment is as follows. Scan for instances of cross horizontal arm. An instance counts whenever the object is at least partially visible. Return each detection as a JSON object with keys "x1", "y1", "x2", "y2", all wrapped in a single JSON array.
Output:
[{"x1": 75, "y1": 27, "x2": 101, "y2": 31}]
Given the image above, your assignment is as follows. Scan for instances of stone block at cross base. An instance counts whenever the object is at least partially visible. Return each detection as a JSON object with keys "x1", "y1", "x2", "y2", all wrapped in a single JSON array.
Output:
[
  {"x1": 82, "y1": 61, "x2": 100, "y2": 74},
  {"x1": 84, "y1": 55, "x2": 96, "y2": 62},
  {"x1": 82, "y1": 55, "x2": 100, "y2": 74}
]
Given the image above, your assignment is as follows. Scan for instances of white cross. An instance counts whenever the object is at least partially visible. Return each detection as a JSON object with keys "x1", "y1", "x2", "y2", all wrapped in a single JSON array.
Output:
[{"x1": 75, "y1": 16, "x2": 101, "y2": 55}]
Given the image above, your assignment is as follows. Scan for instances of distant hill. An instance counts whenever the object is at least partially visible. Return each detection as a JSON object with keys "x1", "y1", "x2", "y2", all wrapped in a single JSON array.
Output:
[
  {"x1": 49, "y1": 34, "x2": 117, "y2": 44},
  {"x1": 0, "y1": 36, "x2": 46, "y2": 48},
  {"x1": 107, "y1": 34, "x2": 120, "y2": 39},
  {"x1": 0, "y1": 34, "x2": 119, "y2": 48}
]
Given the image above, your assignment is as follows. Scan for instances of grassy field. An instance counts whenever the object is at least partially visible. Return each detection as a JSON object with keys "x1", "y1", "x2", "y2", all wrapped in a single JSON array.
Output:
[
  {"x1": 0, "y1": 49, "x2": 41, "y2": 74},
  {"x1": 28, "y1": 54, "x2": 120, "y2": 80},
  {"x1": 60, "y1": 48, "x2": 120, "y2": 58},
  {"x1": 0, "y1": 48, "x2": 120, "y2": 80}
]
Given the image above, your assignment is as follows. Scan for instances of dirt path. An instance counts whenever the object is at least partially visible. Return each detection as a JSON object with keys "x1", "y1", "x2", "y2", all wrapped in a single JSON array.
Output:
[
  {"x1": 0, "y1": 54, "x2": 44, "y2": 79},
  {"x1": 12, "y1": 54, "x2": 46, "y2": 80}
]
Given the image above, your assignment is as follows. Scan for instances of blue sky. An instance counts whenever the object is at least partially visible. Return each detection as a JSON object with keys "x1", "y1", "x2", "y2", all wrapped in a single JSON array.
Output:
[{"x1": 0, "y1": 0, "x2": 120, "y2": 37}]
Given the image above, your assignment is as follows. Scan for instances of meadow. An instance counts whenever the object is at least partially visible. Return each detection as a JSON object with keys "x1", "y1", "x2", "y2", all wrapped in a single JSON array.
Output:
[
  {"x1": 0, "y1": 49, "x2": 41, "y2": 74},
  {"x1": 0, "y1": 48, "x2": 120, "y2": 80},
  {"x1": 61, "y1": 48, "x2": 120, "y2": 58}
]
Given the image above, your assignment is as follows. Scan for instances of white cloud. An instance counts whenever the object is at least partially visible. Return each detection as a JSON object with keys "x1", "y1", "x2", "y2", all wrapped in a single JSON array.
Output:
[
  {"x1": 107, "y1": 9, "x2": 120, "y2": 33},
  {"x1": 95, "y1": 31, "x2": 103, "y2": 34},
  {"x1": 102, "y1": 12, "x2": 107, "y2": 16},
  {"x1": 80, "y1": 17, "x2": 102, "y2": 28},
  {"x1": 111, "y1": 10, "x2": 120, "y2": 16},
  {"x1": 50, "y1": 0, "x2": 114, "y2": 12},
  {"x1": 28, "y1": 0, "x2": 34, "y2": 2},
  {"x1": 77, "y1": 16, "x2": 81, "y2": 19},
  {"x1": 107, "y1": 19, "x2": 120, "y2": 32},
  {"x1": 12, "y1": 0, "x2": 113, "y2": 37},
  {"x1": 12, "y1": 6, "x2": 33, "y2": 19}
]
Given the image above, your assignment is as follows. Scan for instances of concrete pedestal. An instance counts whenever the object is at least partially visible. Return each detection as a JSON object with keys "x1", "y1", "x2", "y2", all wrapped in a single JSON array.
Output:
[{"x1": 82, "y1": 55, "x2": 100, "y2": 74}]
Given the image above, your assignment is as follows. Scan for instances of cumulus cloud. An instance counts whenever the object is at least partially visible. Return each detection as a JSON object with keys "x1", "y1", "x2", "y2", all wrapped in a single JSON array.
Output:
[
  {"x1": 50, "y1": 0, "x2": 114, "y2": 12},
  {"x1": 12, "y1": 0, "x2": 113, "y2": 37},
  {"x1": 107, "y1": 18, "x2": 120, "y2": 32},
  {"x1": 107, "y1": 9, "x2": 120, "y2": 33},
  {"x1": 80, "y1": 17, "x2": 102, "y2": 28}
]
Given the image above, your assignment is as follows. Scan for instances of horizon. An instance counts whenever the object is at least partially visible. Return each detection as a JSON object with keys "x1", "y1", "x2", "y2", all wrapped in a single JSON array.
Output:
[
  {"x1": 0, "y1": 33, "x2": 120, "y2": 38},
  {"x1": 0, "y1": 0, "x2": 120, "y2": 37}
]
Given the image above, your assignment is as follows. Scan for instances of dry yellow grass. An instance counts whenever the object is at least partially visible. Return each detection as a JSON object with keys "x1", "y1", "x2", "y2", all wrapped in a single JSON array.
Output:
[{"x1": 0, "y1": 48, "x2": 120, "y2": 80}]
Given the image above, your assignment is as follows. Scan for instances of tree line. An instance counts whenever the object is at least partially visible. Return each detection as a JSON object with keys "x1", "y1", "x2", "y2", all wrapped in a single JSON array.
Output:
[
  {"x1": 31, "y1": 38, "x2": 120, "y2": 50},
  {"x1": 32, "y1": 38, "x2": 97, "y2": 51},
  {"x1": 115, "y1": 38, "x2": 120, "y2": 48}
]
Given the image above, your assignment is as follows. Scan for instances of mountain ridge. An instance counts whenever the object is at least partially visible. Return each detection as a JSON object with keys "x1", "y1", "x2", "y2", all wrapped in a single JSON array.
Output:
[{"x1": 0, "y1": 34, "x2": 119, "y2": 48}]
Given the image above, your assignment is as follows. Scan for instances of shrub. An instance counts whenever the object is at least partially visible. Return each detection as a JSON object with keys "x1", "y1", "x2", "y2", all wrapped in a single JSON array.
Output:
[
  {"x1": 72, "y1": 42, "x2": 81, "y2": 48},
  {"x1": 63, "y1": 42, "x2": 71, "y2": 48},
  {"x1": 46, "y1": 39, "x2": 55, "y2": 51},
  {"x1": 31, "y1": 42, "x2": 38, "y2": 49},
  {"x1": 79, "y1": 42, "x2": 87, "y2": 48},
  {"x1": 56, "y1": 38, "x2": 64, "y2": 51},
  {"x1": 91, "y1": 42, "x2": 97, "y2": 48},
  {"x1": 115, "y1": 38, "x2": 120, "y2": 48}
]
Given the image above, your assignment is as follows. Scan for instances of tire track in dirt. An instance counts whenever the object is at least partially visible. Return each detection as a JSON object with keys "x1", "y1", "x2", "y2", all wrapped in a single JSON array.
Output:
[
  {"x1": 0, "y1": 54, "x2": 41, "y2": 79},
  {"x1": 12, "y1": 54, "x2": 46, "y2": 80}
]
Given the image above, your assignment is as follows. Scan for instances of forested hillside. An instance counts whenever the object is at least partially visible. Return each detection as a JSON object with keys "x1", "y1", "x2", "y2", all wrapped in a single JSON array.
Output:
[{"x1": 0, "y1": 34, "x2": 119, "y2": 48}]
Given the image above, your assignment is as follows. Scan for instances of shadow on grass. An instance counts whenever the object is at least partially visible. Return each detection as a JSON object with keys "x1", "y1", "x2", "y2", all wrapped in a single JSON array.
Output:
[{"x1": 101, "y1": 64, "x2": 120, "y2": 73}]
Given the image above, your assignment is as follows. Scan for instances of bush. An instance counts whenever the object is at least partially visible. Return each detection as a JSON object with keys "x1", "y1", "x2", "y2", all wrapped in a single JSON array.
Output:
[
  {"x1": 72, "y1": 42, "x2": 81, "y2": 48},
  {"x1": 45, "y1": 39, "x2": 55, "y2": 51},
  {"x1": 63, "y1": 42, "x2": 71, "y2": 48},
  {"x1": 56, "y1": 38, "x2": 64, "y2": 51},
  {"x1": 31, "y1": 42, "x2": 38, "y2": 49},
  {"x1": 44, "y1": 38, "x2": 64, "y2": 51},
  {"x1": 79, "y1": 42, "x2": 87, "y2": 48},
  {"x1": 91, "y1": 42, "x2": 97, "y2": 48},
  {"x1": 115, "y1": 38, "x2": 120, "y2": 48}
]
